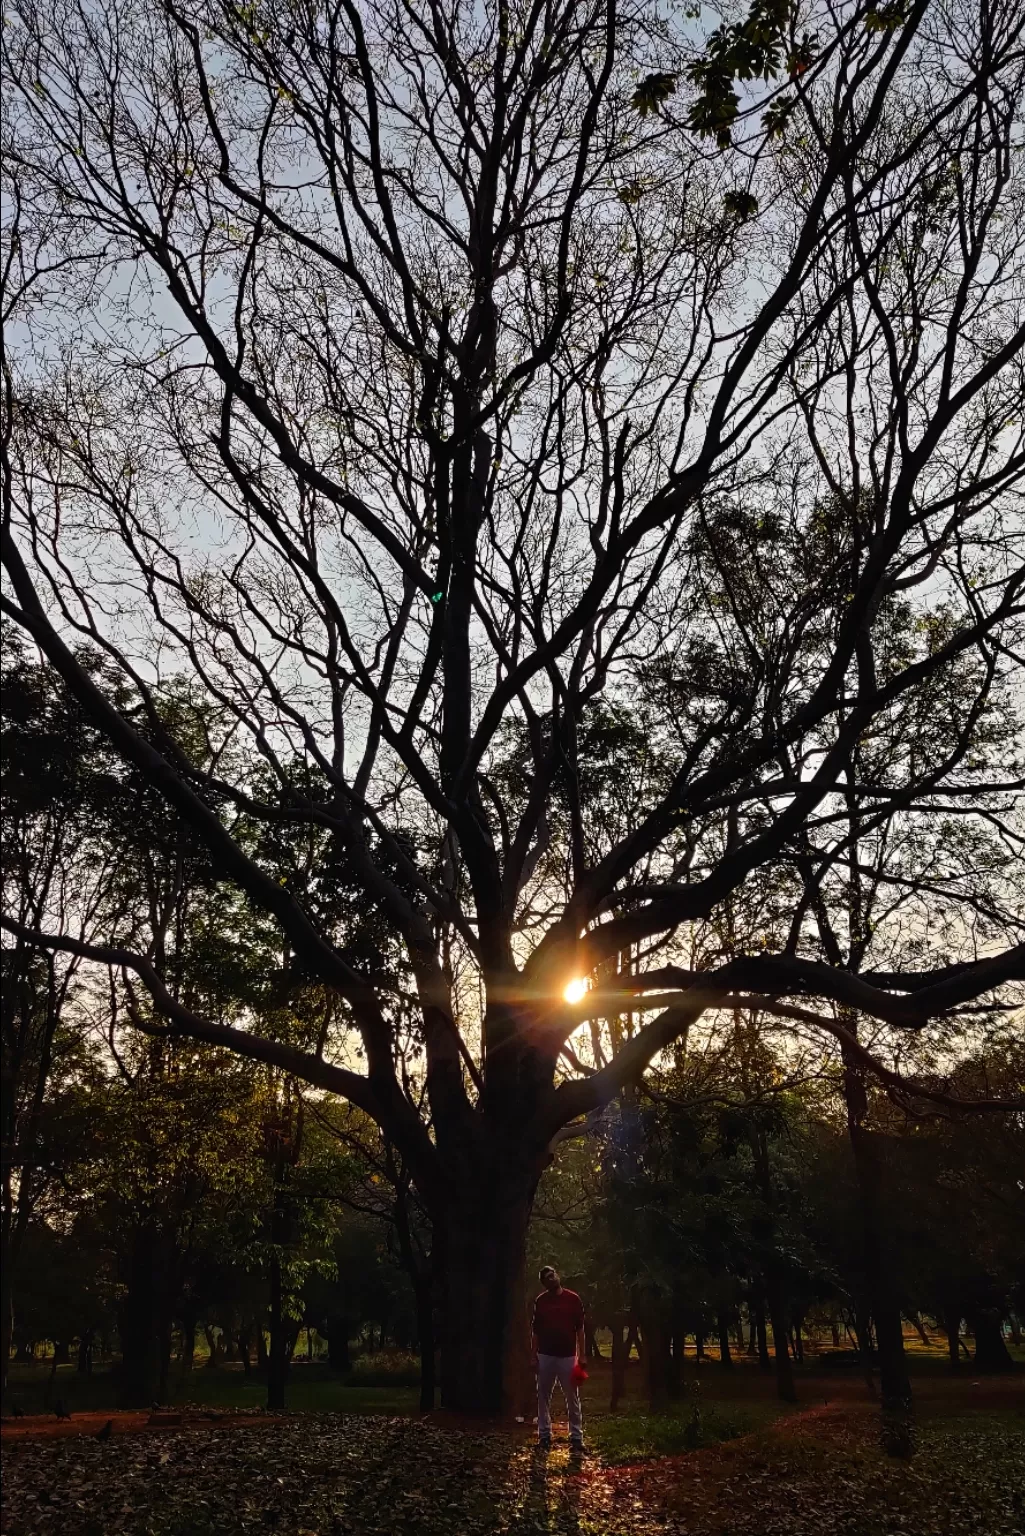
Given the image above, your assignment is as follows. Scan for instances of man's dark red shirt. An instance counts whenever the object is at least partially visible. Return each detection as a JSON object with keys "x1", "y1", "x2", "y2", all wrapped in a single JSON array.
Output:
[{"x1": 532, "y1": 1287, "x2": 584, "y2": 1356}]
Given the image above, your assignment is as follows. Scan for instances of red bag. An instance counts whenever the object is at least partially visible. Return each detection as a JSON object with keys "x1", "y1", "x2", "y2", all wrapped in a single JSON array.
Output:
[{"x1": 571, "y1": 1362, "x2": 589, "y2": 1385}]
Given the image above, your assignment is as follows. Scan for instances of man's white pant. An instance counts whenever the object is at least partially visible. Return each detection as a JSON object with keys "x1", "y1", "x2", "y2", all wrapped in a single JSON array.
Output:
[{"x1": 536, "y1": 1354, "x2": 583, "y2": 1444}]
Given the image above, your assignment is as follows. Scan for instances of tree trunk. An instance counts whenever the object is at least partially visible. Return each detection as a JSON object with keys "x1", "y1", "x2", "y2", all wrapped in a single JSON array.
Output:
[
  {"x1": 414, "y1": 1277, "x2": 435, "y2": 1413},
  {"x1": 436, "y1": 1175, "x2": 534, "y2": 1417},
  {"x1": 754, "y1": 1297, "x2": 771, "y2": 1371},
  {"x1": 765, "y1": 1279, "x2": 798, "y2": 1402},
  {"x1": 118, "y1": 1226, "x2": 162, "y2": 1407},
  {"x1": 0, "y1": 1260, "x2": 12, "y2": 1398},
  {"x1": 53, "y1": 1338, "x2": 71, "y2": 1365},
  {"x1": 43, "y1": 1348, "x2": 58, "y2": 1408},
  {"x1": 943, "y1": 1310, "x2": 960, "y2": 1372},
  {"x1": 610, "y1": 1321, "x2": 628, "y2": 1411},
  {"x1": 637, "y1": 1285, "x2": 670, "y2": 1412},
  {"x1": 843, "y1": 1045, "x2": 913, "y2": 1458},
  {"x1": 157, "y1": 1310, "x2": 173, "y2": 1404},
  {"x1": 77, "y1": 1330, "x2": 94, "y2": 1376},
  {"x1": 909, "y1": 1313, "x2": 930, "y2": 1347},
  {"x1": 179, "y1": 1314, "x2": 197, "y2": 1374},
  {"x1": 970, "y1": 1312, "x2": 1015, "y2": 1373},
  {"x1": 203, "y1": 1326, "x2": 222, "y2": 1369},
  {"x1": 238, "y1": 1327, "x2": 251, "y2": 1376},
  {"x1": 267, "y1": 1247, "x2": 288, "y2": 1412},
  {"x1": 325, "y1": 1316, "x2": 351, "y2": 1373},
  {"x1": 831, "y1": 1318, "x2": 842, "y2": 1349},
  {"x1": 717, "y1": 1312, "x2": 733, "y2": 1368},
  {"x1": 667, "y1": 1322, "x2": 683, "y2": 1401}
]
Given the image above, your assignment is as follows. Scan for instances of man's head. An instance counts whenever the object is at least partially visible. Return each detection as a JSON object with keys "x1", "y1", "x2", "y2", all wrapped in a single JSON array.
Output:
[{"x1": 539, "y1": 1265, "x2": 561, "y2": 1292}]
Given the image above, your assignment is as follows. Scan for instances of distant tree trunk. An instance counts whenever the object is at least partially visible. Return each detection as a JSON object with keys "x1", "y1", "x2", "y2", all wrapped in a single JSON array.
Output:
[
  {"x1": 267, "y1": 1246, "x2": 288, "y2": 1411},
  {"x1": 77, "y1": 1330, "x2": 94, "y2": 1375},
  {"x1": 179, "y1": 1312, "x2": 197, "y2": 1374},
  {"x1": 970, "y1": 1312, "x2": 1015, "y2": 1373},
  {"x1": 642, "y1": 1290, "x2": 673, "y2": 1406},
  {"x1": 1008, "y1": 1315, "x2": 1022, "y2": 1348},
  {"x1": 203, "y1": 1326, "x2": 221, "y2": 1369},
  {"x1": 157, "y1": 1313, "x2": 173, "y2": 1403},
  {"x1": 831, "y1": 1318, "x2": 842, "y2": 1349},
  {"x1": 842, "y1": 1040, "x2": 913, "y2": 1456},
  {"x1": 43, "y1": 1348, "x2": 58, "y2": 1407},
  {"x1": 610, "y1": 1319, "x2": 629, "y2": 1411},
  {"x1": 851, "y1": 1306, "x2": 874, "y2": 1359},
  {"x1": 53, "y1": 1338, "x2": 71, "y2": 1365},
  {"x1": 0, "y1": 1257, "x2": 13, "y2": 1396},
  {"x1": 390, "y1": 1155, "x2": 434, "y2": 1412},
  {"x1": 256, "y1": 1327, "x2": 269, "y2": 1372},
  {"x1": 637, "y1": 1286, "x2": 670, "y2": 1412},
  {"x1": 414, "y1": 1281, "x2": 435, "y2": 1412},
  {"x1": 943, "y1": 1311, "x2": 961, "y2": 1371},
  {"x1": 754, "y1": 1298, "x2": 771, "y2": 1371},
  {"x1": 237, "y1": 1326, "x2": 252, "y2": 1376},
  {"x1": 325, "y1": 1316, "x2": 351, "y2": 1373},
  {"x1": 766, "y1": 1283, "x2": 797, "y2": 1402},
  {"x1": 717, "y1": 1313, "x2": 733, "y2": 1367},
  {"x1": 118, "y1": 1225, "x2": 162, "y2": 1406},
  {"x1": 909, "y1": 1314, "x2": 930, "y2": 1347},
  {"x1": 750, "y1": 1127, "x2": 798, "y2": 1403},
  {"x1": 695, "y1": 1330, "x2": 706, "y2": 1362},
  {"x1": 585, "y1": 1318, "x2": 602, "y2": 1359},
  {"x1": 667, "y1": 1320, "x2": 684, "y2": 1401}
]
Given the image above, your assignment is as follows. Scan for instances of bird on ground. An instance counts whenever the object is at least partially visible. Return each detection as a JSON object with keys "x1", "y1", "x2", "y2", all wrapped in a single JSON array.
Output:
[
  {"x1": 95, "y1": 1419, "x2": 114, "y2": 1442},
  {"x1": 12, "y1": 1404, "x2": 26, "y2": 1418},
  {"x1": 54, "y1": 1401, "x2": 72, "y2": 1421}
]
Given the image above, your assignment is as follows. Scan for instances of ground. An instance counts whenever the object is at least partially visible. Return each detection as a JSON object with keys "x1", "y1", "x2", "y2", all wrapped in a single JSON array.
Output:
[{"x1": 2, "y1": 1357, "x2": 1023, "y2": 1536}]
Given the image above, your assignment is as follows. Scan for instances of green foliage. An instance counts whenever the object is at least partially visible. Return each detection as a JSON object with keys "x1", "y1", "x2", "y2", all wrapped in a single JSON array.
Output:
[
  {"x1": 630, "y1": 71, "x2": 679, "y2": 117},
  {"x1": 686, "y1": 0, "x2": 813, "y2": 147},
  {"x1": 865, "y1": 5, "x2": 907, "y2": 32},
  {"x1": 723, "y1": 190, "x2": 759, "y2": 221}
]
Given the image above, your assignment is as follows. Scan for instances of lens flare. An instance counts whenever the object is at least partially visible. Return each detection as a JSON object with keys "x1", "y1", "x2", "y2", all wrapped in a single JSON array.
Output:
[{"x1": 563, "y1": 977, "x2": 588, "y2": 1005}]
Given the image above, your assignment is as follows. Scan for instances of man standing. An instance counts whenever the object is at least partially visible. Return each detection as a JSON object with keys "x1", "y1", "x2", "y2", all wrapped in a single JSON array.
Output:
[{"x1": 531, "y1": 1264, "x2": 586, "y2": 1451}]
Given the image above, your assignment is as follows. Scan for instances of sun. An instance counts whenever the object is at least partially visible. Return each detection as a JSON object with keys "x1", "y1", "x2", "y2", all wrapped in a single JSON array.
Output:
[{"x1": 563, "y1": 977, "x2": 588, "y2": 1005}]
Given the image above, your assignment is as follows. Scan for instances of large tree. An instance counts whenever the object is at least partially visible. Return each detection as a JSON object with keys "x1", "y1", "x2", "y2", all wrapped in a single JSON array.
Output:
[{"x1": 2, "y1": 0, "x2": 1023, "y2": 1416}]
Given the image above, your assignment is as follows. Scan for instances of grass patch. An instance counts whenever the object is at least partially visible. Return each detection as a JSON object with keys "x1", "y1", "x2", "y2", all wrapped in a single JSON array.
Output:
[
  {"x1": 586, "y1": 1402, "x2": 761, "y2": 1463},
  {"x1": 347, "y1": 1350, "x2": 422, "y2": 1388}
]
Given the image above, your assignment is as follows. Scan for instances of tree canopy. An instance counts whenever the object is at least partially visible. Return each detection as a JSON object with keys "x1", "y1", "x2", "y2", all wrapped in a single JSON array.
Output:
[{"x1": 2, "y1": 0, "x2": 1023, "y2": 1414}]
